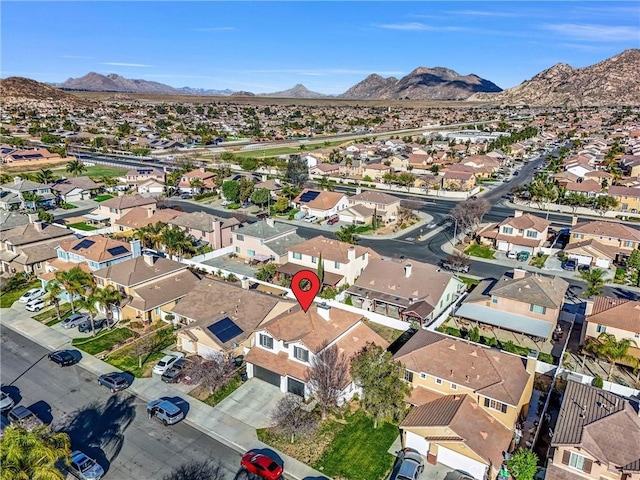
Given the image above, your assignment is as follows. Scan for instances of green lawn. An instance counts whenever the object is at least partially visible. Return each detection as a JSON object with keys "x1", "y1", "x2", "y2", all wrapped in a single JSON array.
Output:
[
  {"x1": 93, "y1": 194, "x2": 114, "y2": 202},
  {"x1": 53, "y1": 166, "x2": 127, "y2": 177},
  {"x1": 313, "y1": 412, "x2": 397, "y2": 480},
  {"x1": 72, "y1": 328, "x2": 136, "y2": 355},
  {"x1": 66, "y1": 222, "x2": 99, "y2": 231},
  {"x1": 105, "y1": 328, "x2": 176, "y2": 377},
  {"x1": 0, "y1": 280, "x2": 41, "y2": 308},
  {"x1": 233, "y1": 140, "x2": 349, "y2": 159},
  {"x1": 530, "y1": 254, "x2": 549, "y2": 268},
  {"x1": 458, "y1": 276, "x2": 481, "y2": 290},
  {"x1": 464, "y1": 243, "x2": 495, "y2": 259},
  {"x1": 60, "y1": 203, "x2": 78, "y2": 210},
  {"x1": 199, "y1": 375, "x2": 244, "y2": 407}
]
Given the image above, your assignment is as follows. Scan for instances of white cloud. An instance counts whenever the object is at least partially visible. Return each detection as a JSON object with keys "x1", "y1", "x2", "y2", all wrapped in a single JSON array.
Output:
[
  {"x1": 374, "y1": 22, "x2": 467, "y2": 32},
  {"x1": 539, "y1": 23, "x2": 639, "y2": 42},
  {"x1": 101, "y1": 62, "x2": 153, "y2": 68}
]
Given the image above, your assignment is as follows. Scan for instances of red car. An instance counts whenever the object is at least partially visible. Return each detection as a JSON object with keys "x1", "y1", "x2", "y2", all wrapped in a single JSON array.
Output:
[{"x1": 240, "y1": 451, "x2": 283, "y2": 480}]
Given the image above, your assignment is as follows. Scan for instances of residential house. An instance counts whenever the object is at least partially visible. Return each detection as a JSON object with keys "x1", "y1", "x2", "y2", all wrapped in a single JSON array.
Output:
[
  {"x1": 454, "y1": 270, "x2": 569, "y2": 340},
  {"x1": 0, "y1": 211, "x2": 29, "y2": 232},
  {"x1": 173, "y1": 279, "x2": 293, "y2": 358},
  {"x1": 1, "y1": 147, "x2": 60, "y2": 163},
  {"x1": 245, "y1": 303, "x2": 389, "y2": 399},
  {"x1": 89, "y1": 194, "x2": 157, "y2": 225},
  {"x1": 167, "y1": 211, "x2": 240, "y2": 250},
  {"x1": 310, "y1": 163, "x2": 340, "y2": 176},
  {"x1": 582, "y1": 297, "x2": 640, "y2": 361},
  {"x1": 125, "y1": 167, "x2": 165, "y2": 185},
  {"x1": 0, "y1": 215, "x2": 75, "y2": 275},
  {"x1": 568, "y1": 220, "x2": 640, "y2": 266},
  {"x1": 442, "y1": 170, "x2": 476, "y2": 191},
  {"x1": 619, "y1": 155, "x2": 640, "y2": 178},
  {"x1": 394, "y1": 330, "x2": 536, "y2": 480},
  {"x1": 292, "y1": 189, "x2": 348, "y2": 219},
  {"x1": 360, "y1": 163, "x2": 392, "y2": 181},
  {"x1": 564, "y1": 179, "x2": 603, "y2": 198},
  {"x1": 114, "y1": 207, "x2": 185, "y2": 233},
  {"x1": 278, "y1": 236, "x2": 378, "y2": 287},
  {"x1": 0, "y1": 177, "x2": 57, "y2": 210},
  {"x1": 346, "y1": 259, "x2": 466, "y2": 325},
  {"x1": 232, "y1": 218, "x2": 305, "y2": 264},
  {"x1": 478, "y1": 211, "x2": 551, "y2": 255},
  {"x1": 346, "y1": 190, "x2": 401, "y2": 223},
  {"x1": 93, "y1": 255, "x2": 200, "y2": 323},
  {"x1": 178, "y1": 168, "x2": 216, "y2": 194},
  {"x1": 608, "y1": 186, "x2": 640, "y2": 214},
  {"x1": 51, "y1": 176, "x2": 100, "y2": 203},
  {"x1": 546, "y1": 381, "x2": 640, "y2": 480},
  {"x1": 253, "y1": 178, "x2": 282, "y2": 198}
]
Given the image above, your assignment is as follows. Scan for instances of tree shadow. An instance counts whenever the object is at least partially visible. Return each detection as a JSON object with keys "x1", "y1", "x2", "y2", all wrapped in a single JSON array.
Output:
[
  {"x1": 613, "y1": 287, "x2": 639, "y2": 301},
  {"x1": 56, "y1": 393, "x2": 137, "y2": 474},
  {"x1": 28, "y1": 400, "x2": 53, "y2": 425},
  {"x1": 1, "y1": 385, "x2": 21, "y2": 406}
]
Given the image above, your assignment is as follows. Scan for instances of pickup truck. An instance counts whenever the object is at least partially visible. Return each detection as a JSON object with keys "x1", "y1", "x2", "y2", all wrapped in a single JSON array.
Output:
[{"x1": 441, "y1": 261, "x2": 470, "y2": 273}]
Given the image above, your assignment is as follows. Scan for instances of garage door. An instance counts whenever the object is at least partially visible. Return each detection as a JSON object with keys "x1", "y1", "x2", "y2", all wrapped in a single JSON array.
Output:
[
  {"x1": 569, "y1": 254, "x2": 592, "y2": 265},
  {"x1": 594, "y1": 257, "x2": 610, "y2": 268},
  {"x1": 497, "y1": 241, "x2": 509, "y2": 252},
  {"x1": 253, "y1": 366, "x2": 281, "y2": 387},
  {"x1": 437, "y1": 446, "x2": 487, "y2": 480},
  {"x1": 405, "y1": 431, "x2": 430, "y2": 456},
  {"x1": 287, "y1": 377, "x2": 305, "y2": 397}
]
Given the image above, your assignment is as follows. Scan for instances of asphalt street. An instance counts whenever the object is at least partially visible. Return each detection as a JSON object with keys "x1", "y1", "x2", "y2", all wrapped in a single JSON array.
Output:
[{"x1": 0, "y1": 327, "x2": 246, "y2": 480}]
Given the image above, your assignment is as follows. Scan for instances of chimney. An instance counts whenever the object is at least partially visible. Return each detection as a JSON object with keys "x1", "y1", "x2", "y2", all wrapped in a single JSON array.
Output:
[
  {"x1": 513, "y1": 268, "x2": 527, "y2": 279},
  {"x1": 404, "y1": 263, "x2": 413, "y2": 278},
  {"x1": 347, "y1": 245, "x2": 356, "y2": 261},
  {"x1": 526, "y1": 349, "x2": 539, "y2": 374},
  {"x1": 129, "y1": 239, "x2": 142, "y2": 257},
  {"x1": 27, "y1": 213, "x2": 38, "y2": 224},
  {"x1": 317, "y1": 302, "x2": 331, "y2": 321},
  {"x1": 241, "y1": 276, "x2": 250, "y2": 290},
  {"x1": 356, "y1": 187, "x2": 362, "y2": 194},
  {"x1": 200, "y1": 167, "x2": 206, "y2": 173},
  {"x1": 147, "y1": 208, "x2": 155, "y2": 218},
  {"x1": 571, "y1": 215, "x2": 578, "y2": 226},
  {"x1": 266, "y1": 217, "x2": 275, "y2": 228},
  {"x1": 143, "y1": 254, "x2": 155, "y2": 266},
  {"x1": 584, "y1": 298, "x2": 594, "y2": 316},
  {"x1": 514, "y1": 210, "x2": 523, "y2": 218},
  {"x1": 262, "y1": 174, "x2": 268, "y2": 182}
]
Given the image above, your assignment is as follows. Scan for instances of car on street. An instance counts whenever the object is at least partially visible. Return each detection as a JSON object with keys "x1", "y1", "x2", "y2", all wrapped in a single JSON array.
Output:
[
  {"x1": 561, "y1": 259, "x2": 577, "y2": 271},
  {"x1": 440, "y1": 260, "x2": 470, "y2": 274},
  {"x1": 68, "y1": 450, "x2": 105, "y2": 480},
  {"x1": 0, "y1": 392, "x2": 15, "y2": 412},
  {"x1": 25, "y1": 297, "x2": 46, "y2": 312},
  {"x1": 303, "y1": 215, "x2": 318, "y2": 223},
  {"x1": 19, "y1": 288, "x2": 45, "y2": 303},
  {"x1": 78, "y1": 318, "x2": 109, "y2": 333},
  {"x1": 147, "y1": 399, "x2": 185, "y2": 426},
  {"x1": 180, "y1": 193, "x2": 193, "y2": 199},
  {"x1": 97, "y1": 372, "x2": 130, "y2": 393},
  {"x1": 240, "y1": 451, "x2": 283, "y2": 480},
  {"x1": 61, "y1": 313, "x2": 89, "y2": 329},
  {"x1": 141, "y1": 249, "x2": 166, "y2": 258},
  {"x1": 48, "y1": 350, "x2": 79, "y2": 367},
  {"x1": 7, "y1": 405, "x2": 44, "y2": 430},
  {"x1": 161, "y1": 358, "x2": 186, "y2": 383},
  {"x1": 152, "y1": 353, "x2": 185, "y2": 375},
  {"x1": 388, "y1": 447, "x2": 425, "y2": 480},
  {"x1": 425, "y1": 221, "x2": 437, "y2": 229}
]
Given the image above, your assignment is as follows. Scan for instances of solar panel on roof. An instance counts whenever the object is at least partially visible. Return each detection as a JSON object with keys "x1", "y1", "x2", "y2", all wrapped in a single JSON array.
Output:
[
  {"x1": 207, "y1": 317, "x2": 243, "y2": 344},
  {"x1": 106, "y1": 246, "x2": 129, "y2": 256},
  {"x1": 72, "y1": 239, "x2": 95, "y2": 251},
  {"x1": 299, "y1": 190, "x2": 320, "y2": 203}
]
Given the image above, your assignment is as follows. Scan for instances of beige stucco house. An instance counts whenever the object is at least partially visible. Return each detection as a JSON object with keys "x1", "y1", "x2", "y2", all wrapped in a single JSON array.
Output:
[
  {"x1": 346, "y1": 190, "x2": 401, "y2": 223},
  {"x1": 168, "y1": 211, "x2": 241, "y2": 250},
  {"x1": 89, "y1": 194, "x2": 157, "y2": 225},
  {"x1": 582, "y1": 297, "x2": 640, "y2": 361},
  {"x1": 478, "y1": 211, "x2": 551, "y2": 255},
  {"x1": 232, "y1": 218, "x2": 305, "y2": 264},
  {"x1": 567, "y1": 220, "x2": 640, "y2": 267}
]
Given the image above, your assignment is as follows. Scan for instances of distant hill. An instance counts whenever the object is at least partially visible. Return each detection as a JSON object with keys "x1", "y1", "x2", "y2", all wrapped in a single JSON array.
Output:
[
  {"x1": 59, "y1": 72, "x2": 233, "y2": 96},
  {"x1": 260, "y1": 84, "x2": 328, "y2": 99},
  {"x1": 470, "y1": 49, "x2": 640, "y2": 106},
  {"x1": 0, "y1": 77, "x2": 85, "y2": 106},
  {"x1": 339, "y1": 67, "x2": 502, "y2": 100}
]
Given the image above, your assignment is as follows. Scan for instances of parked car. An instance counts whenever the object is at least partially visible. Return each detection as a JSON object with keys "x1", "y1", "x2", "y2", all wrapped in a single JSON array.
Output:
[
  {"x1": 78, "y1": 318, "x2": 109, "y2": 333},
  {"x1": 327, "y1": 214, "x2": 339, "y2": 225},
  {"x1": 240, "y1": 202, "x2": 252, "y2": 209},
  {"x1": 161, "y1": 358, "x2": 186, "y2": 384},
  {"x1": 19, "y1": 288, "x2": 45, "y2": 303},
  {"x1": 68, "y1": 450, "x2": 105, "y2": 480},
  {"x1": 0, "y1": 392, "x2": 15, "y2": 412},
  {"x1": 97, "y1": 372, "x2": 130, "y2": 393},
  {"x1": 240, "y1": 451, "x2": 283, "y2": 480},
  {"x1": 506, "y1": 251, "x2": 518, "y2": 259},
  {"x1": 146, "y1": 399, "x2": 185, "y2": 426},
  {"x1": 48, "y1": 350, "x2": 79, "y2": 367},
  {"x1": 561, "y1": 259, "x2": 577, "y2": 271},
  {"x1": 388, "y1": 448, "x2": 425, "y2": 480},
  {"x1": 25, "y1": 297, "x2": 46, "y2": 312},
  {"x1": 152, "y1": 353, "x2": 185, "y2": 375},
  {"x1": 440, "y1": 261, "x2": 470, "y2": 274},
  {"x1": 61, "y1": 313, "x2": 89, "y2": 329},
  {"x1": 303, "y1": 215, "x2": 318, "y2": 223},
  {"x1": 578, "y1": 264, "x2": 590, "y2": 273},
  {"x1": 180, "y1": 193, "x2": 193, "y2": 199},
  {"x1": 7, "y1": 405, "x2": 44, "y2": 430},
  {"x1": 517, "y1": 251, "x2": 530, "y2": 262},
  {"x1": 221, "y1": 200, "x2": 233, "y2": 206},
  {"x1": 425, "y1": 221, "x2": 437, "y2": 229},
  {"x1": 141, "y1": 249, "x2": 166, "y2": 258}
]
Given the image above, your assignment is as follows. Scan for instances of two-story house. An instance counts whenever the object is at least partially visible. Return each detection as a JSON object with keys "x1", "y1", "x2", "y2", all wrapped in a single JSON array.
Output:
[
  {"x1": 442, "y1": 170, "x2": 476, "y2": 191},
  {"x1": 608, "y1": 186, "x2": 640, "y2": 214},
  {"x1": 245, "y1": 303, "x2": 388, "y2": 399},
  {"x1": 0, "y1": 177, "x2": 57, "y2": 210},
  {"x1": 582, "y1": 297, "x2": 640, "y2": 362},
  {"x1": 114, "y1": 207, "x2": 185, "y2": 233},
  {"x1": 346, "y1": 259, "x2": 466, "y2": 326},
  {"x1": 177, "y1": 168, "x2": 217, "y2": 194},
  {"x1": 93, "y1": 255, "x2": 201, "y2": 323},
  {"x1": 360, "y1": 163, "x2": 392, "y2": 181},
  {"x1": 566, "y1": 220, "x2": 640, "y2": 268},
  {"x1": 478, "y1": 211, "x2": 551, "y2": 255},
  {"x1": 292, "y1": 189, "x2": 348, "y2": 219},
  {"x1": 124, "y1": 167, "x2": 165, "y2": 186},
  {"x1": 172, "y1": 279, "x2": 293, "y2": 358},
  {"x1": 232, "y1": 218, "x2": 305, "y2": 264},
  {"x1": 167, "y1": 211, "x2": 241, "y2": 250},
  {"x1": 454, "y1": 269, "x2": 569, "y2": 341},
  {"x1": 394, "y1": 330, "x2": 536, "y2": 480},
  {"x1": 546, "y1": 381, "x2": 640, "y2": 480},
  {"x1": 277, "y1": 236, "x2": 378, "y2": 287},
  {"x1": 51, "y1": 176, "x2": 100, "y2": 204},
  {"x1": 345, "y1": 190, "x2": 401, "y2": 224},
  {"x1": 89, "y1": 194, "x2": 157, "y2": 226}
]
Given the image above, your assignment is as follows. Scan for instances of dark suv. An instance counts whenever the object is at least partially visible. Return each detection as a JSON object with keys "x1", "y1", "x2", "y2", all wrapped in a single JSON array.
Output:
[
  {"x1": 389, "y1": 448, "x2": 425, "y2": 480},
  {"x1": 97, "y1": 373, "x2": 130, "y2": 393},
  {"x1": 561, "y1": 259, "x2": 577, "y2": 271},
  {"x1": 78, "y1": 318, "x2": 109, "y2": 333}
]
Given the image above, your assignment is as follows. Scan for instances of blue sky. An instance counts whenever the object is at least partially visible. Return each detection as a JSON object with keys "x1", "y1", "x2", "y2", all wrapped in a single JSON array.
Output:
[{"x1": 2, "y1": 1, "x2": 638, "y2": 94}]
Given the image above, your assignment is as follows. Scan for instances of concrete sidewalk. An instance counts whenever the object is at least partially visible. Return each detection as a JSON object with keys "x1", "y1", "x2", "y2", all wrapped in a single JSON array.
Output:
[{"x1": 0, "y1": 306, "x2": 329, "y2": 480}]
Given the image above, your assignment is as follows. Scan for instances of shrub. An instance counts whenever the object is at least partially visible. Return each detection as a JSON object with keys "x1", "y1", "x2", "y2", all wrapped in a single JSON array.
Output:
[{"x1": 593, "y1": 375, "x2": 604, "y2": 388}]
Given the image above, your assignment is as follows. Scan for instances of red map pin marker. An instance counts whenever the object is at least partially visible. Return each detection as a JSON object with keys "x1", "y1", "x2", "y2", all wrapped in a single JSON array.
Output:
[{"x1": 291, "y1": 270, "x2": 321, "y2": 312}]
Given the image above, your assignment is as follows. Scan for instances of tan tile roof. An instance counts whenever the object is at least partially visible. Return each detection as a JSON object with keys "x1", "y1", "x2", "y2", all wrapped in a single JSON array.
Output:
[
  {"x1": 572, "y1": 220, "x2": 640, "y2": 242},
  {"x1": 564, "y1": 239, "x2": 621, "y2": 260},
  {"x1": 99, "y1": 194, "x2": 156, "y2": 210},
  {"x1": 609, "y1": 185, "x2": 640, "y2": 198},
  {"x1": 294, "y1": 189, "x2": 346, "y2": 210},
  {"x1": 500, "y1": 213, "x2": 551, "y2": 232},
  {"x1": 350, "y1": 190, "x2": 400, "y2": 206},
  {"x1": 94, "y1": 256, "x2": 187, "y2": 286},
  {"x1": 488, "y1": 273, "x2": 569, "y2": 309},
  {"x1": 1, "y1": 223, "x2": 74, "y2": 246},
  {"x1": 290, "y1": 236, "x2": 379, "y2": 264},
  {"x1": 394, "y1": 330, "x2": 531, "y2": 406},
  {"x1": 128, "y1": 269, "x2": 201, "y2": 311},
  {"x1": 565, "y1": 179, "x2": 602, "y2": 194},
  {"x1": 115, "y1": 207, "x2": 185, "y2": 230},
  {"x1": 58, "y1": 236, "x2": 132, "y2": 262},
  {"x1": 587, "y1": 297, "x2": 640, "y2": 332},
  {"x1": 168, "y1": 211, "x2": 240, "y2": 232}
]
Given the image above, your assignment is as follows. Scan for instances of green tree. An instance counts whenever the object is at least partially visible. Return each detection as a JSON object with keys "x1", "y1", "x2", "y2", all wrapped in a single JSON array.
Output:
[
  {"x1": 161, "y1": 225, "x2": 194, "y2": 259},
  {"x1": 54, "y1": 266, "x2": 94, "y2": 314},
  {"x1": 241, "y1": 157, "x2": 259, "y2": 171},
  {"x1": 221, "y1": 180, "x2": 240, "y2": 203},
  {"x1": 285, "y1": 155, "x2": 309, "y2": 187},
  {"x1": 78, "y1": 290, "x2": 100, "y2": 336},
  {"x1": 317, "y1": 176, "x2": 334, "y2": 191},
  {"x1": 335, "y1": 224, "x2": 358, "y2": 244},
  {"x1": 578, "y1": 267, "x2": 606, "y2": 297},
  {"x1": 21, "y1": 191, "x2": 42, "y2": 211},
  {"x1": 37, "y1": 209, "x2": 54, "y2": 224},
  {"x1": 93, "y1": 285, "x2": 123, "y2": 328},
  {"x1": 627, "y1": 249, "x2": 640, "y2": 287},
  {"x1": 34, "y1": 168, "x2": 54, "y2": 185},
  {"x1": 255, "y1": 263, "x2": 277, "y2": 282},
  {"x1": 350, "y1": 343, "x2": 410, "y2": 428},
  {"x1": 272, "y1": 196, "x2": 290, "y2": 214},
  {"x1": 506, "y1": 448, "x2": 538, "y2": 480},
  {"x1": 238, "y1": 177, "x2": 255, "y2": 203},
  {"x1": 65, "y1": 159, "x2": 86, "y2": 177},
  {"x1": 585, "y1": 332, "x2": 639, "y2": 381},
  {"x1": 0, "y1": 425, "x2": 71, "y2": 480},
  {"x1": 280, "y1": 184, "x2": 301, "y2": 200},
  {"x1": 45, "y1": 280, "x2": 63, "y2": 322},
  {"x1": 251, "y1": 188, "x2": 270, "y2": 206}
]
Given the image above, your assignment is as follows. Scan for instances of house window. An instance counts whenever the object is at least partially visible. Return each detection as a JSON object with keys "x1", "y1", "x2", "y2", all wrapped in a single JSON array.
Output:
[
  {"x1": 502, "y1": 227, "x2": 514, "y2": 234},
  {"x1": 293, "y1": 252, "x2": 302, "y2": 260},
  {"x1": 259, "y1": 334, "x2": 273, "y2": 349},
  {"x1": 526, "y1": 230, "x2": 538, "y2": 238},
  {"x1": 235, "y1": 247, "x2": 240, "y2": 253},
  {"x1": 6, "y1": 244, "x2": 13, "y2": 252},
  {"x1": 154, "y1": 307, "x2": 160, "y2": 316},
  {"x1": 491, "y1": 295, "x2": 498, "y2": 304},
  {"x1": 35, "y1": 262, "x2": 42, "y2": 269},
  {"x1": 404, "y1": 370, "x2": 414, "y2": 382},
  {"x1": 248, "y1": 249, "x2": 255, "y2": 257},
  {"x1": 419, "y1": 372, "x2": 426, "y2": 379},
  {"x1": 530, "y1": 304, "x2": 546, "y2": 315},
  {"x1": 311, "y1": 256, "x2": 318, "y2": 264},
  {"x1": 334, "y1": 261, "x2": 340, "y2": 269},
  {"x1": 435, "y1": 378, "x2": 442, "y2": 385},
  {"x1": 623, "y1": 240, "x2": 633, "y2": 248},
  {"x1": 236, "y1": 234, "x2": 244, "y2": 241},
  {"x1": 574, "y1": 233, "x2": 584, "y2": 239},
  {"x1": 563, "y1": 451, "x2": 592, "y2": 473},
  {"x1": 294, "y1": 346, "x2": 309, "y2": 362},
  {"x1": 484, "y1": 397, "x2": 508, "y2": 413},
  {"x1": 450, "y1": 383, "x2": 457, "y2": 390},
  {"x1": 596, "y1": 324, "x2": 606, "y2": 333}
]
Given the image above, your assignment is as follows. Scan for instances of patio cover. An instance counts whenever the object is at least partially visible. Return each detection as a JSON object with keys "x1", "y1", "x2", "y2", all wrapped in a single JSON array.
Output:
[
  {"x1": 84, "y1": 213, "x2": 110, "y2": 221},
  {"x1": 276, "y1": 262, "x2": 344, "y2": 286},
  {"x1": 455, "y1": 303, "x2": 554, "y2": 339},
  {"x1": 252, "y1": 254, "x2": 271, "y2": 262}
]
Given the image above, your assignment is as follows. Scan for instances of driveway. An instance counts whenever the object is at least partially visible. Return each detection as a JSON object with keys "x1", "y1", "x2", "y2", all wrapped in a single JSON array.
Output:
[{"x1": 214, "y1": 378, "x2": 285, "y2": 429}]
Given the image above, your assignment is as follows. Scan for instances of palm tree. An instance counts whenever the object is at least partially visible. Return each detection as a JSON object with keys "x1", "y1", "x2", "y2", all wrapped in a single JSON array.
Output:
[
  {"x1": 34, "y1": 168, "x2": 54, "y2": 185},
  {"x1": 21, "y1": 191, "x2": 42, "y2": 211},
  {"x1": 161, "y1": 225, "x2": 194, "y2": 260},
  {"x1": 78, "y1": 291, "x2": 100, "y2": 336},
  {"x1": 189, "y1": 178, "x2": 204, "y2": 195},
  {"x1": 134, "y1": 221, "x2": 167, "y2": 250},
  {"x1": 54, "y1": 267, "x2": 94, "y2": 314},
  {"x1": 0, "y1": 425, "x2": 71, "y2": 480},
  {"x1": 65, "y1": 159, "x2": 86, "y2": 177},
  {"x1": 281, "y1": 184, "x2": 300, "y2": 200},
  {"x1": 585, "y1": 332, "x2": 639, "y2": 381},
  {"x1": 0, "y1": 173, "x2": 13, "y2": 184},
  {"x1": 578, "y1": 268, "x2": 606, "y2": 297},
  {"x1": 335, "y1": 224, "x2": 358, "y2": 244},
  {"x1": 45, "y1": 281, "x2": 63, "y2": 322},
  {"x1": 94, "y1": 285, "x2": 123, "y2": 329},
  {"x1": 317, "y1": 176, "x2": 334, "y2": 191}
]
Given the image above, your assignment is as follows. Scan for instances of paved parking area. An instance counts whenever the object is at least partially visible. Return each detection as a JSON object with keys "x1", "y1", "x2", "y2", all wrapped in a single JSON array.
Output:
[{"x1": 214, "y1": 378, "x2": 285, "y2": 429}]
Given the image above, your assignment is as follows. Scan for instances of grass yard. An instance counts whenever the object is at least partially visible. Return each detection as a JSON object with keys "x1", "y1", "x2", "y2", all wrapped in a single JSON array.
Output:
[
  {"x1": 66, "y1": 222, "x2": 99, "y2": 231},
  {"x1": 0, "y1": 280, "x2": 41, "y2": 308},
  {"x1": 60, "y1": 203, "x2": 78, "y2": 210},
  {"x1": 529, "y1": 254, "x2": 549, "y2": 268},
  {"x1": 72, "y1": 328, "x2": 137, "y2": 355},
  {"x1": 105, "y1": 327, "x2": 176, "y2": 377},
  {"x1": 190, "y1": 374, "x2": 244, "y2": 407},
  {"x1": 464, "y1": 243, "x2": 495, "y2": 259},
  {"x1": 363, "y1": 320, "x2": 406, "y2": 344},
  {"x1": 458, "y1": 276, "x2": 481, "y2": 290},
  {"x1": 93, "y1": 194, "x2": 114, "y2": 202},
  {"x1": 52, "y1": 165, "x2": 127, "y2": 177}
]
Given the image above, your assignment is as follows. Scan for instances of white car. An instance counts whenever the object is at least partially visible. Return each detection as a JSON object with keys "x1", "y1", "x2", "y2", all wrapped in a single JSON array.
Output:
[
  {"x1": 0, "y1": 392, "x2": 15, "y2": 412},
  {"x1": 61, "y1": 314, "x2": 89, "y2": 329},
  {"x1": 506, "y1": 251, "x2": 518, "y2": 259},
  {"x1": 19, "y1": 288, "x2": 45, "y2": 303},
  {"x1": 152, "y1": 353, "x2": 185, "y2": 375},
  {"x1": 25, "y1": 297, "x2": 46, "y2": 312},
  {"x1": 221, "y1": 200, "x2": 233, "y2": 206},
  {"x1": 303, "y1": 215, "x2": 318, "y2": 223}
]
